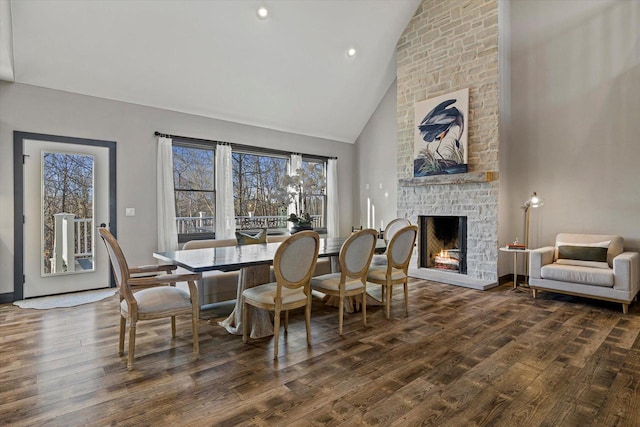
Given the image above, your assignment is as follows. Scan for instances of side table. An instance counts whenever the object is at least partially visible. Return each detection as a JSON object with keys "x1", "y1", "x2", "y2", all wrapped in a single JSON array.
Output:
[{"x1": 500, "y1": 247, "x2": 531, "y2": 289}]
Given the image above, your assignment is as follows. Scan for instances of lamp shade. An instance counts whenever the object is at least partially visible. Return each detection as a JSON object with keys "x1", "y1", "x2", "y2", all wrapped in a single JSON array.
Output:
[
  {"x1": 523, "y1": 191, "x2": 543, "y2": 249},
  {"x1": 526, "y1": 192, "x2": 543, "y2": 209}
]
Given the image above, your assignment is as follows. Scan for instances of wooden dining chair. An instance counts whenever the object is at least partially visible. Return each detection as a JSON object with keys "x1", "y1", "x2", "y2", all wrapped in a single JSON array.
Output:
[
  {"x1": 98, "y1": 228, "x2": 201, "y2": 370},
  {"x1": 366, "y1": 224, "x2": 418, "y2": 320},
  {"x1": 241, "y1": 230, "x2": 320, "y2": 359},
  {"x1": 310, "y1": 229, "x2": 378, "y2": 334},
  {"x1": 371, "y1": 217, "x2": 412, "y2": 266}
]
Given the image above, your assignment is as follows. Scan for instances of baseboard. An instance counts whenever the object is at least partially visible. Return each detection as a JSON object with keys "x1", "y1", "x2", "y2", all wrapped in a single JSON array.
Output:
[
  {"x1": 0, "y1": 292, "x2": 15, "y2": 304},
  {"x1": 499, "y1": 273, "x2": 527, "y2": 286}
]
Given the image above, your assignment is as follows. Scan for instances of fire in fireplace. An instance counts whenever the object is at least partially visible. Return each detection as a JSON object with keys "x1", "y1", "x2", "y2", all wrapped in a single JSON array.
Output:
[{"x1": 418, "y1": 216, "x2": 467, "y2": 274}]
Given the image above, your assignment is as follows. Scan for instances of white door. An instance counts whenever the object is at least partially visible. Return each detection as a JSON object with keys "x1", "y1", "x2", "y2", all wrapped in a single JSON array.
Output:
[{"x1": 23, "y1": 139, "x2": 111, "y2": 298}]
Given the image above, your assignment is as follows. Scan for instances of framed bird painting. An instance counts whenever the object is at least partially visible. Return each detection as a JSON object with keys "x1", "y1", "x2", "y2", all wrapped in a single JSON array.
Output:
[{"x1": 413, "y1": 88, "x2": 469, "y2": 177}]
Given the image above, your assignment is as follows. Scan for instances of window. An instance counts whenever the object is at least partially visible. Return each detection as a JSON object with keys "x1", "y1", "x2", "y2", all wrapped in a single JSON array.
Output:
[
  {"x1": 172, "y1": 141, "x2": 328, "y2": 240},
  {"x1": 300, "y1": 159, "x2": 327, "y2": 229},
  {"x1": 172, "y1": 144, "x2": 215, "y2": 241},
  {"x1": 232, "y1": 151, "x2": 289, "y2": 230}
]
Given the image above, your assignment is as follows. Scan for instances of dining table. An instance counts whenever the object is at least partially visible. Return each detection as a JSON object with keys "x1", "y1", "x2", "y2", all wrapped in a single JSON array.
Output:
[{"x1": 154, "y1": 237, "x2": 387, "y2": 338}]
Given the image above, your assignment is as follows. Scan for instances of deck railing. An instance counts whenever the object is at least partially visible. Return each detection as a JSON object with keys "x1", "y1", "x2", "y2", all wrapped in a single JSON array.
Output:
[
  {"x1": 176, "y1": 214, "x2": 323, "y2": 234},
  {"x1": 52, "y1": 213, "x2": 324, "y2": 273},
  {"x1": 51, "y1": 214, "x2": 93, "y2": 273}
]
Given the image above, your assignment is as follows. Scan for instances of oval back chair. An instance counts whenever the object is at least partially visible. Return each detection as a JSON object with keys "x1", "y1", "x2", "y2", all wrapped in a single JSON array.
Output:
[
  {"x1": 311, "y1": 228, "x2": 378, "y2": 334},
  {"x1": 367, "y1": 224, "x2": 418, "y2": 320},
  {"x1": 241, "y1": 230, "x2": 320, "y2": 359}
]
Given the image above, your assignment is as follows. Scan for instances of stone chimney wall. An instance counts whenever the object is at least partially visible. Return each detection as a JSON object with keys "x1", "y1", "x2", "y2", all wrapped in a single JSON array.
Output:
[{"x1": 397, "y1": 0, "x2": 500, "y2": 283}]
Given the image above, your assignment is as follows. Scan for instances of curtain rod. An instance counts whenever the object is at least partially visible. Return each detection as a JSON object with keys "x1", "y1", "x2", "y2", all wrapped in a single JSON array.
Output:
[{"x1": 154, "y1": 131, "x2": 337, "y2": 160}]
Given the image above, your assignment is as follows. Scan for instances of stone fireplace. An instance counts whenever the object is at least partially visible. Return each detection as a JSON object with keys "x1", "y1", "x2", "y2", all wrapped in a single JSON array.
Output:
[
  {"x1": 395, "y1": 0, "x2": 500, "y2": 290},
  {"x1": 398, "y1": 174, "x2": 498, "y2": 290}
]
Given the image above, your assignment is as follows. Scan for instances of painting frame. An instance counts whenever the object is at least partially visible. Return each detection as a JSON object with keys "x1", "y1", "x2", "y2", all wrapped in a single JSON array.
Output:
[{"x1": 413, "y1": 88, "x2": 469, "y2": 177}]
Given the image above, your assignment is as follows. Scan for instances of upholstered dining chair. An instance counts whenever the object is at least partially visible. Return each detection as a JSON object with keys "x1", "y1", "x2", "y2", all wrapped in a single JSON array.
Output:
[
  {"x1": 98, "y1": 228, "x2": 201, "y2": 370},
  {"x1": 310, "y1": 228, "x2": 378, "y2": 335},
  {"x1": 371, "y1": 217, "x2": 412, "y2": 266},
  {"x1": 367, "y1": 224, "x2": 418, "y2": 320},
  {"x1": 242, "y1": 230, "x2": 320, "y2": 359}
]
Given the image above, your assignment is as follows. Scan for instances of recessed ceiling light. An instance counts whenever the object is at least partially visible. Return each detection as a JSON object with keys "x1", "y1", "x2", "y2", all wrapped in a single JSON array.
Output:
[
  {"x1": 257, "y1": 7, "x2": 268, "y2": 19},
  {"x1": 347, "y1": 48, "x2": 357, "y2": 58}
]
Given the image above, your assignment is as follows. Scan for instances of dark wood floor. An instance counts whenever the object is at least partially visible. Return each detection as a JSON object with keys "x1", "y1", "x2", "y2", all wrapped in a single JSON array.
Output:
[{"x1": 2, "y1": 280, "x2": 640, "y2": 426}]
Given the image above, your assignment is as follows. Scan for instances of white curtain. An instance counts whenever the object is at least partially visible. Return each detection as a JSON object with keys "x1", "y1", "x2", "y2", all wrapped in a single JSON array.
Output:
[
  {"x1": 215, "y1": 143, "x2": 236, "y2": 239},
  {"x1": 288, "y1": 154, "x2": 303, "y2": 215},
  {"x1": 157, "y1": 136, "x2": 178, "y2": 251},
  {"x1": 326, "y1": 158, "x2": 339, "y2": 237}
]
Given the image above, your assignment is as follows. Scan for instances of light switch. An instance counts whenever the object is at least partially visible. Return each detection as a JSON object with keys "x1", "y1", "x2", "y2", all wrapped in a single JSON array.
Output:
[{"x1": 125, "y1": 208, "x2": 136, "y2": 217}]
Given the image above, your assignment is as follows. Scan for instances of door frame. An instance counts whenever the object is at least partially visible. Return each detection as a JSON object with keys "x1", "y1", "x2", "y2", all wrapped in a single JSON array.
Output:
[{"x1": 13, "y1": 131, "x2": 117, "y2": 300}]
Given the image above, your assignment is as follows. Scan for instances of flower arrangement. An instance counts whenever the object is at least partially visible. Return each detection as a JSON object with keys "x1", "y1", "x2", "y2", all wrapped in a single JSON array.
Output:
[
  {"x1": 277, "y1": 165, "x2": 326, "y2": 229},
  {"x1": 287, "y1": 212, "x2": 313, "y2": 227}
]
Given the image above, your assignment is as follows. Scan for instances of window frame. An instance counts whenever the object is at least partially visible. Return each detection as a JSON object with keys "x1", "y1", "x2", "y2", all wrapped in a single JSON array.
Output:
[
  {"x1": 300, "y1": 157, "x2": 328, "y2": 233},
  {"x1": 171, "y1": 138, "x2": 330, "y2": 242},
  {"x1": 172, "y1": 141, "x2": 216, "y2": 243}
]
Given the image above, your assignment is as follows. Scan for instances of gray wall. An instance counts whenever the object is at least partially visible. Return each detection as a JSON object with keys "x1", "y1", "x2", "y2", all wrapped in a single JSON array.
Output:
[
  {"x1": 354, "y1": 0, "x2": 640, "y2": 280},
  {"x1": 504, "y1": 0, "x2": 640, "y2": 253},
  {"x1": 354, "y1": 79, "x2": 398, "y2": 231},
  {"x1": 0, "y1": 82, "x2": 355, "y2": 296}
]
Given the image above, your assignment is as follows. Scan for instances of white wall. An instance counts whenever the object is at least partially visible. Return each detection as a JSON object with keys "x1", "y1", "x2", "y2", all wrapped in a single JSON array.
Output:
[
  {"x1": 505, "y1": 0, "x2": 640, "y2": 252},
  {"x1": 354, "y1": 80, "x2": 398, "y2": 232},
  {"x1": 0, "y1": 82, "x2": 355, "y2": 298}
]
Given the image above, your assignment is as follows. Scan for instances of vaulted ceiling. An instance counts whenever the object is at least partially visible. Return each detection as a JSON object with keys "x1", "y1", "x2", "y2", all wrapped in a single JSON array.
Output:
[{"x1": 1, "y1": 0, "x2": 420, "y2": 143}]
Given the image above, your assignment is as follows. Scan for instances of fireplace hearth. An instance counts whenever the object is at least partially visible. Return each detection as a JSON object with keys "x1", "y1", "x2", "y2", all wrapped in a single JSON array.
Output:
[{"x1": 419, "y1": 216, "x2": 467, "y2": 274}]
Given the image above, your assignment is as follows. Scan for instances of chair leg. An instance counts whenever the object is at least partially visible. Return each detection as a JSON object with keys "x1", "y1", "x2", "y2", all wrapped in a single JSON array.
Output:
[
  {"x1": 532, "y1": 289, "x2": 537, "y2": 298},
  {"x1": 403, "y1": 281, "x2": 409, "y2": 316},
  {"x1": 305, "y1": 301, "x2": 312, "y2": 346},
  {"x1": 385, "y1": 285, "x2": 391, "y2": 320},
  {"x1": 119, "y1": 316, "x2": 126, "y2": 356},
  {"x1": 171, "y1": 316, "x2": 176, "y2": 337},
  {"x1": 284, "y1": 310, "x2": 289, "y2": 333},
  {"x1": 192, "y1": 306, "x2": 199, "y2": 355},
  {"x1": 338, "y1": 295, "x2": 344, "y2": 335},
  {"x1": 127, "y1": 321, "x2": 136, "y2": 370},
  {"x1": 273, "y1": 310, "x2": 281, "y2": 360},
  {"x1": 242, "y1": 299, "x2": 249, "y2": 344},
  {"x1": 362, "y1": 291, "x2": 367, "y2": 327},
  {"x1": 622, "y1": 303, "x2": 629, "y2": 314}
]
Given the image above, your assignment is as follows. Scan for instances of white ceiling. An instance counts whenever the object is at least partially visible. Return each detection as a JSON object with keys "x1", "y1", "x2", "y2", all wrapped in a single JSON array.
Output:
[{"x1": 3, "y1": 0, "x2": 420, "y2": 143}]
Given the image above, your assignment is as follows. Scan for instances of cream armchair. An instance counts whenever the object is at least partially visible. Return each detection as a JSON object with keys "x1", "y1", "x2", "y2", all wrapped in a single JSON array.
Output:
[{"x1": 529, "y1": 233, "x2": 640, "y2": 314}]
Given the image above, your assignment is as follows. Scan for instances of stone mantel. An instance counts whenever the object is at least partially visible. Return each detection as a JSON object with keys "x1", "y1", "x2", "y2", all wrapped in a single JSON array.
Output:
[{"x1": 399, "y1": 171, "x2": 498, "y2": 187}]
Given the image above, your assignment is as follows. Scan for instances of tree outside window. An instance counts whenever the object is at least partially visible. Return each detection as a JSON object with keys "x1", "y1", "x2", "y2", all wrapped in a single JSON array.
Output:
[
  {"x1": 172, "y1": 143, "x2": 328, "y2": 239},
  {"x1": 172, "y1": 145, "x2": 215, "y2": 239},
  {"x1": 232, "y1": 152, "x2": 289, "y2": 229}
]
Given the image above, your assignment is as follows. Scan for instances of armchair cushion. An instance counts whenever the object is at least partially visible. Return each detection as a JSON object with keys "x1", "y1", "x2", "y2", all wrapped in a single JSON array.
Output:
[
  {"x1": 558, "y1": 244, "x2": 607, "y2": 262},
  {"x1": 556, "y1": 244, "x2": 609, "y2": 269},
  {"x1": 541, "y1": 264, "x2": 614, "y2": 287},
  {"x1": 554, "y1": 233, "x2": 623, "y2": 267}
]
